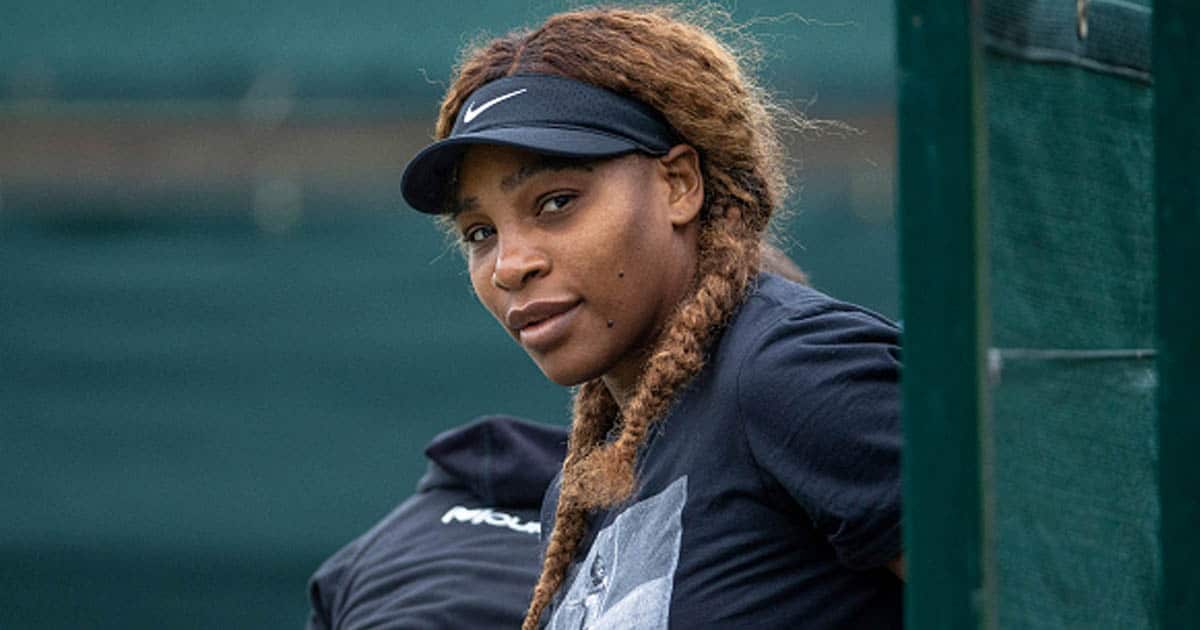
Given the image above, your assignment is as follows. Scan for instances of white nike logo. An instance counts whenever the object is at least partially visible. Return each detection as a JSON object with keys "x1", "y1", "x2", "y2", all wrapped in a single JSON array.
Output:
[{"x1": 462, "y1": 88, "x2": 528, "y2": 123}]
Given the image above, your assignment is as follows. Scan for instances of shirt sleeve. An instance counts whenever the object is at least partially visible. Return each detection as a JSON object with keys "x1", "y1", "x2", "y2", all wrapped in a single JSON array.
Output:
[{"x1": 737, "y1": 303, "x2": 902, "y2": 570}]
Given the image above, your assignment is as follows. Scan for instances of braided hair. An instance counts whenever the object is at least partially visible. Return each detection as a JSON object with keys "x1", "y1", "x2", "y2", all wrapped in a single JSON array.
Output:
[{"x1": 432, "y1": 7, "x2": 791, "y2": 627}]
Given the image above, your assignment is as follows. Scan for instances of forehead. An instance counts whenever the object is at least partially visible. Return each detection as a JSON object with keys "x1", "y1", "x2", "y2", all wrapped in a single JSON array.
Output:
[
  {"x1": 459, "y1": 144, "x2": 542, "y2": 174},
  {"x1": 448, "y1": 145, "x2": 607, "y2": 215},
  {"x1": 460, "y1": 146, "x2": 598, "y2": 187}
]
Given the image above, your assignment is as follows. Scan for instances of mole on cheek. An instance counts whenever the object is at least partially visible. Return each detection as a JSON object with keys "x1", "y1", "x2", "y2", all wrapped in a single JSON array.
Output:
[
  {"x1": 618, "y1": 271, "x2": 625, "y2": 278},
  {"x1": 607, "y1": 320, "x2": 615, "y2": 328}
]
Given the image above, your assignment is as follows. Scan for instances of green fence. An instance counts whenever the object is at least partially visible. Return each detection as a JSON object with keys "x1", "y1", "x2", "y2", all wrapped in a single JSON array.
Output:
[{"x1": 898, "y1": 0, "x2": 1198, "y2": 628}]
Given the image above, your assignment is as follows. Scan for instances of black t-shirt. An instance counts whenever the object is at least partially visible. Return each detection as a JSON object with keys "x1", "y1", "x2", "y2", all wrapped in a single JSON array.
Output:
[
  {"x1": 540, "y1": 274, "x2": 903, "y2": 629},
  {"x1": 308, "y1": 415, "x2": 568, "y2": 629}
]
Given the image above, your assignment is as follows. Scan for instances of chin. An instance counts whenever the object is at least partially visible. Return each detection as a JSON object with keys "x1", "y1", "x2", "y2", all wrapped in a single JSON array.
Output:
[
  {"x1": 530, "y1": 353, "x2": 604, "y2": 387},
  {"x1": 537, "y1": 363, "x2": 594, "y2": 387}
]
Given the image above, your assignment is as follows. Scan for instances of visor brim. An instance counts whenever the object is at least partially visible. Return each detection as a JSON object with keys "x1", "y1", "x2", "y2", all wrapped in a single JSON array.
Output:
[{"x1": 401, "y1": 126, "x2": 651, "y2": 214}]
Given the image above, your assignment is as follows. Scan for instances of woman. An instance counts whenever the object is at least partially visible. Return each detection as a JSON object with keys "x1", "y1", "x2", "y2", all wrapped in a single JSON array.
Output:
[{"x1": 401, "y1": 7, "x2": 903, "y2": 628}]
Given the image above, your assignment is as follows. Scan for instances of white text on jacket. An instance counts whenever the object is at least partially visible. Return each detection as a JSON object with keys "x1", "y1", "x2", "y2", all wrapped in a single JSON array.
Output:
[{"x1": 441, "y1": 506, "x2": 541, "y2": 535}]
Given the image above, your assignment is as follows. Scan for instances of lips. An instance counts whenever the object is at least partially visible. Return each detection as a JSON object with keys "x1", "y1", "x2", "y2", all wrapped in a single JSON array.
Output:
[
  {"x1": 505, "y1": 298, "x2": 580, "y2": 331},
  {"x1": 505, "y1": 298, "x2": 582, "y2": 351}
]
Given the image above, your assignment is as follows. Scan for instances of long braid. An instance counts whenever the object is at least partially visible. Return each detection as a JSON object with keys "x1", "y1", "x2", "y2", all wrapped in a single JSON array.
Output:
[
  {"x1": 524, "y1": 380, "x2": 616, "y2": 630},
  {"x1": 523, "y1": 218, "x2": 759, "y2": 629},
  {"x1": 565, "y1": 219, "x2": 759, "y2": 509},
  {"x1": 431, "y1": 8, "x2": 791, "y2": 628}
]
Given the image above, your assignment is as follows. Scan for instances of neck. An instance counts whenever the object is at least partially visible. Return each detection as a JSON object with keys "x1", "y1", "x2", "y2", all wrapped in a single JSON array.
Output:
[{"x1": 601, "y1": 353, "x2": 645, "y2": 410}]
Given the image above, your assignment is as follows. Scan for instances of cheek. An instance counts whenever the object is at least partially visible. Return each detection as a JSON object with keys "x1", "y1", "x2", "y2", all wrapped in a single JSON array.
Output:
[
  {"x1": 577, "y1": 218, "x2": 663, "y2": 312},
  {"x1": 467, "y1": 258, "x2": 506, "y2": 324},
  {"x1": 606, "y1": 208, "x2": 669, "y2": 274}
]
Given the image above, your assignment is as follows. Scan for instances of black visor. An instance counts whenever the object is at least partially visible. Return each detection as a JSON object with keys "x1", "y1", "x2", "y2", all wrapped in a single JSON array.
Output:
[{"x1": 401, "y1": 74, "x2": 681, "y2": 214}]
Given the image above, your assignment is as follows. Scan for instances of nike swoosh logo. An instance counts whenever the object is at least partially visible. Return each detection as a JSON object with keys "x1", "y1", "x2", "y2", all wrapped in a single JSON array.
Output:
[{"x1": 463, "y1": 88, "x2": 528, "y2": 123}]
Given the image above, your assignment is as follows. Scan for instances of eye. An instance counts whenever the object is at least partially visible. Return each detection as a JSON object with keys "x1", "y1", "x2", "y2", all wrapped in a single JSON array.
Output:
[
  {"x1": 538, "y1": 193, "x2": 576, "y2": 216},
  {"x1": 462, "y1": 224, "x2": 496, "y2": 245}
]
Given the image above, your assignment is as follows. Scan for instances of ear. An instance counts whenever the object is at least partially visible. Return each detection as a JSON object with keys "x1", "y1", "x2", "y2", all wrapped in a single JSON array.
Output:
[{"x1": 657, "y1": 144, "x2": 704, "y2": 227}]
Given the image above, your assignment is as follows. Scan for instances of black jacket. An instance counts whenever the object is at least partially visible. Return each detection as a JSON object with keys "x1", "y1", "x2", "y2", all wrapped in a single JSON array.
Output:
[{"x1": 307, "y1": 415, "x2": 568, "y2": 629}]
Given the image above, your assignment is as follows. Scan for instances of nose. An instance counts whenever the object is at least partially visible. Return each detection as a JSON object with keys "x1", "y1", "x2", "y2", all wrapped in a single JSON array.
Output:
[{"x1": 491, "y1": 235, "x2": 550, "y2": 291}]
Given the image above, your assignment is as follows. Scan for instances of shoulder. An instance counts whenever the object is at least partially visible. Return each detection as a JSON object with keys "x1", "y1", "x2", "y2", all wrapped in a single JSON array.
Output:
[
  {"x1": 307, "y1": 416, "x2": 567, "y2": 628},
  {"x1": 724, "y1": 273, "x2": 901, "y2": 397},
  {"x1": 725, "y1": 273, "x2": 903, "y2": 484},
  {"x1": 746, "y1": 273, "x2": 898, "y2": 336},
  {"x1": 309, "y1": 479, "x2": 546, "y2": 628},
  {"x1": 306, "y1": 494, "x2": 428, "y2": 628},
  {"x1": 723, "y1": 275, "x2": 903, "y2": 570}
]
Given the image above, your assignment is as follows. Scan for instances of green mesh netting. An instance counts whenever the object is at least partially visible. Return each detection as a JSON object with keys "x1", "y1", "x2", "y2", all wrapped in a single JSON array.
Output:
[
  {"x1": 984, "y1": 2, "x2": 1158, "y2": 628},
  {"x1": 991, "y1": 359, "x2": 1158, "y2": 629}
]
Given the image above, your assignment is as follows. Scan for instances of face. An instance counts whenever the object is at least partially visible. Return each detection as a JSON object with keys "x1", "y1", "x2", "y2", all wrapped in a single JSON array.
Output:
[{"x1": 451, "y1": 144, "x2": 704, "y2": 391}]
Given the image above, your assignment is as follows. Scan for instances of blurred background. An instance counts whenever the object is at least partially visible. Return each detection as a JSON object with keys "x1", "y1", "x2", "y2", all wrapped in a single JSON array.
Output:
[{"x1": 0, "y1": 1, "x2": 895, "y2": 627}]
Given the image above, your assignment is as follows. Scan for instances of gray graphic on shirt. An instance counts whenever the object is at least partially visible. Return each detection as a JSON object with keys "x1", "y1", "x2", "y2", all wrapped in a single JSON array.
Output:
[{"x1": 548, "y1": 476, "x2": 687, "y2": 630}]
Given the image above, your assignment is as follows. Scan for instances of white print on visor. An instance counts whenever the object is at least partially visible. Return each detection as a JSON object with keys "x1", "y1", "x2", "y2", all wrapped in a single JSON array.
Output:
[{"x1": 463, "y1": 88, "x2": 528, "y2": 123}]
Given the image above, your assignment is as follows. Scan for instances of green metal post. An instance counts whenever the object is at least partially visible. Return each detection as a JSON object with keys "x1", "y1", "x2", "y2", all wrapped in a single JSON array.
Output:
[
  {"x1": 1154, "y1": 1, "x2": 1200, "y2": 628},
  {"x1": 896, "y1": 1, "x2": 991, "y2": 628}
]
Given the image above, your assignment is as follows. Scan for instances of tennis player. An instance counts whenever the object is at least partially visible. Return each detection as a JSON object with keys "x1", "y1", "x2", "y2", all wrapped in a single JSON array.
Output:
[{"x1": 401, "y1": 7, "x2": 904, "y2": 628}]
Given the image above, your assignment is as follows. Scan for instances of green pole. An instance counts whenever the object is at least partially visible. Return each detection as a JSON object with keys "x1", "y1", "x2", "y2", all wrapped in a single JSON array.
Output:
[
  {"x1": 1154, "y1": 1, "x2": 1200, "y2": 627},
  {"x1": 896, "y1": 0, "x2": 991, "y2": 628}
]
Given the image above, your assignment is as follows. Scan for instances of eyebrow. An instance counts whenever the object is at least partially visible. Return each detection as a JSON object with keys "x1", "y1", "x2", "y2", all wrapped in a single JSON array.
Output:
[
  {"x1": 445, "y1": 195, "x2": 479, "y2": 217},
  {"x1": 445, "y1": 156, "x2": 598, "y2": 217},
  {"x1": 500, "y1": 157, "x2": 596, "y2": 192}
]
